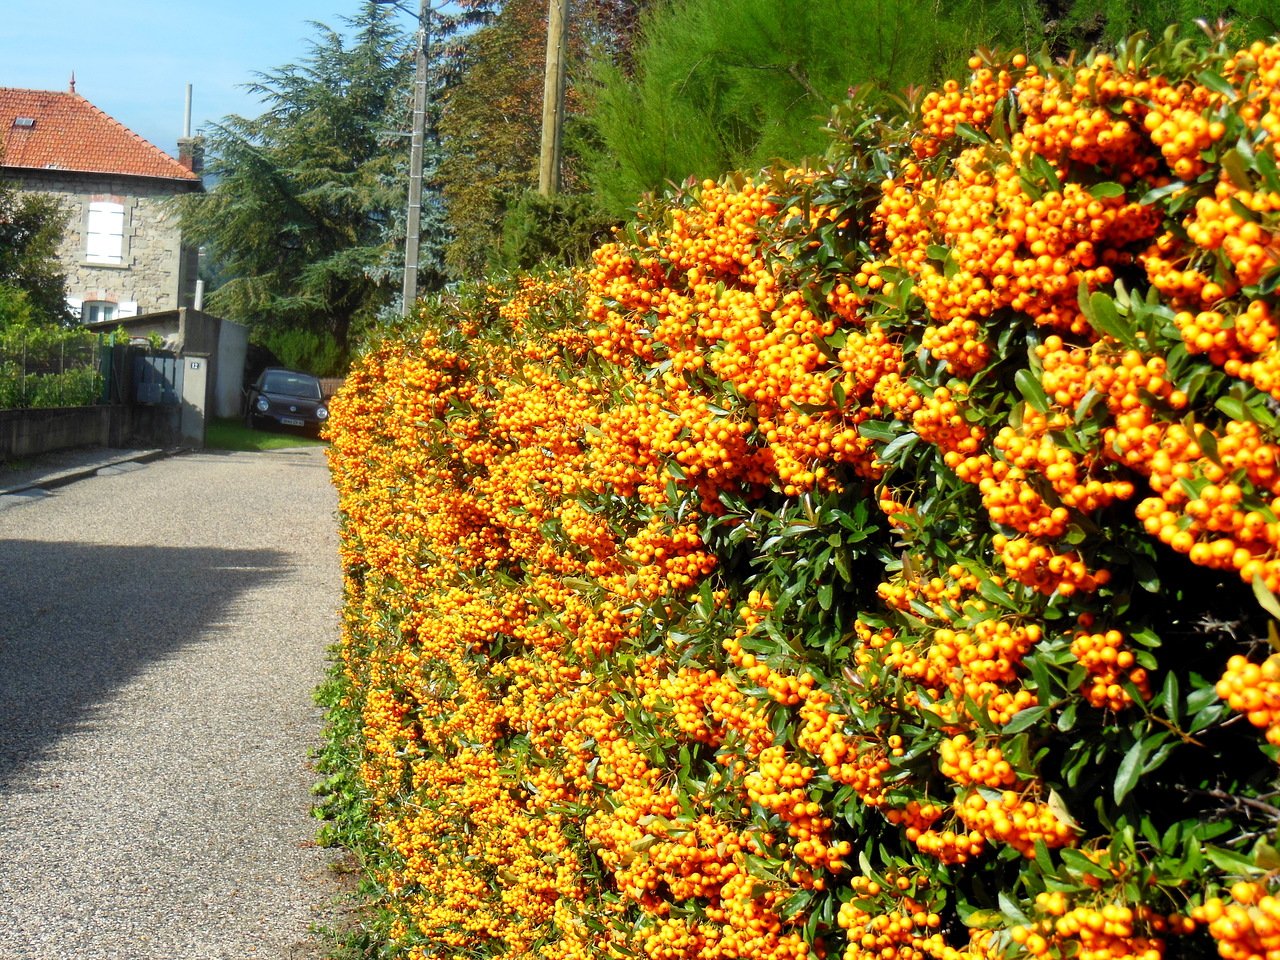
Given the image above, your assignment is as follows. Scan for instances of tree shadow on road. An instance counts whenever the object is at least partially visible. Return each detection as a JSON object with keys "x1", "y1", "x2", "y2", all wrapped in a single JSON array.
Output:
[{"x1": 0, "y1": 539, "x2": 289, "y2": 787}]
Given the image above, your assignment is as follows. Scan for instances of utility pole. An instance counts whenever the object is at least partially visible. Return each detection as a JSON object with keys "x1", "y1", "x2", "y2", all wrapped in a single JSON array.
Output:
[
  {"x1": 401, "y1": 0, "x2": 430, "y2": 317},
  {"x1": 538, "y1": 0, "x2": 568, "y2": 196}
]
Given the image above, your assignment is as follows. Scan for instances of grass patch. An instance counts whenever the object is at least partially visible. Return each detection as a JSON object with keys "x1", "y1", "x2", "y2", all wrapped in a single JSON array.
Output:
[{"x1": 205, "y1": 417, "x2": 328, "y2": 452}]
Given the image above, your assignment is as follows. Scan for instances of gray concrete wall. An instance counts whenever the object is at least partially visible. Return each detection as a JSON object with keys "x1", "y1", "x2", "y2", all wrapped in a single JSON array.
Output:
[
  {"x1": 215, "y1": 321, "x2": 250, "y2": 418},
  {"x1": 179, "y1": 354, "x2": 209, "y2": 448},
  {"x1": 0, "y1": 408, "x2": 110, "y2": 460},
  {"x1": 0, "y1": 406, "x2": 180, "y2": 462},
  {"x1": 5, "y1": 169, "x2": 200, "y2": 318}
]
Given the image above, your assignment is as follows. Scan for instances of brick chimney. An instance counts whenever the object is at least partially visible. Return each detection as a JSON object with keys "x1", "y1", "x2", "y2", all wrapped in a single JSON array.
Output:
[
  {"x1": 177, "y1": 84, "x2": 203, "y2": 175},
  {"x1": 177, "y1": 135, "x2": 204, "y2": 175}
]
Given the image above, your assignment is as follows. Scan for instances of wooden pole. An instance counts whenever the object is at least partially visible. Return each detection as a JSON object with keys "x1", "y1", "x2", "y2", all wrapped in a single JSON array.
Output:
[{"x1": 538, "y1": 0, "x2": 568, "y2": 196}]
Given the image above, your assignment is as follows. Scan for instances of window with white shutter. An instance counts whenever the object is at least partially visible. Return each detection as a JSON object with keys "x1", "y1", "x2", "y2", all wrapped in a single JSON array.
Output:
[
  {"x1": 86, "y1": 201, "x2": 125, "y2": 264},
  {"x1": 82, "y1": 300, "x2": 117, "y2": 324}
]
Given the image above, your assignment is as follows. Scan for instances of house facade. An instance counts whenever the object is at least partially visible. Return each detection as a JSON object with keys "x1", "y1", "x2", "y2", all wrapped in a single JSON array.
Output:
[{"x1": 0, "y1": 83, "x2": 203, "y2": 324}]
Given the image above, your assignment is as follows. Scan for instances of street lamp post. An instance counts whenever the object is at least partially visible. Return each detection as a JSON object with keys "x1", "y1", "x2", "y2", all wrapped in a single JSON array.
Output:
[{"x1": 375, "y1": 0, "x2": 430, "y2": 319}]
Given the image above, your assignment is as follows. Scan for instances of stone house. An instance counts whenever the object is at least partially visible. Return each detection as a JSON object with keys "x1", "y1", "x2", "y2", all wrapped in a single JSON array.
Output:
[{"x1": 0, "y1": 83, "x2": 203, "y2": 324}]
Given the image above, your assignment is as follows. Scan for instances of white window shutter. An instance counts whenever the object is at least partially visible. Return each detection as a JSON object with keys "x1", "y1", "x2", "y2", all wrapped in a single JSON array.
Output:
[
  {"x1": 86, "y1": 201, "x2": 125, "y2": 264},
  {"x1": 117, "y1": 301, "x2": 138, "y2": 318},
  {"x1": 66, "y1": 297, "x2": 83, "y2": 320}
]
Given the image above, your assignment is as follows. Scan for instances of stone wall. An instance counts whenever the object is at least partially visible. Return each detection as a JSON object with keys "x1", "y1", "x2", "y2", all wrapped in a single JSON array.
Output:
[
  {"x1": 0, "y1": 405, "x2": 180, "y2": 462},
  {"x1": 7, "y1": 169, "x2": 200, "y2": 318}
]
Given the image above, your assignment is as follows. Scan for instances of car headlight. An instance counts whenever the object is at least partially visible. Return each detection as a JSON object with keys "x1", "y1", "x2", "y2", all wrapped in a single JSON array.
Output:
[
  {"x1": 316, "y1": 406, "x2": 329, "y2": 420},
  {"x1": 256, "y1": 396, "x2": 270, "y2": 412}
]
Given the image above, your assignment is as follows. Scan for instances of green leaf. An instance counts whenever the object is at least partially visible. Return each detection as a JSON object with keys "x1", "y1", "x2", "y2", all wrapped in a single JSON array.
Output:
[
  {"x1": 1047, "y1": 789, "x2": 1080, "y2": 831},
  {"x1": 834, "y1": 549, "x2": 853, "y2": 583},
  {"x1": 1058, "y1": 701, "x2": 1078, "y2": 733},
  {"x1": 1028, "y1": 654, "x2": 1054, "y2": 700},
  {"x1": 631, "y1": 834, "x2": 660, "y2": 853},
  {"x1": 1253, "y1": 575, "x2": 1280, "y2": 620},
  {"x1": 1031, "y1": 154, "x2": 1062, "y2": 191},
  {"x1": 881, "y1": 431, "x2": 919, "y2": 461},
  {"x1": 1139, "y1": 181, "x2": 1188, "y2": 205},
  {"x1": 1255, "y1": 840, "x2": 1280, "y2": 870},
  {"x1": 1197, "y1": 71, "x2": 1238, "y2": 100},
  {"x1": 1061, "y1": 847, "x2": 1110, "y2": 878},
  {"x1": 1114, "y1": 739, "x2": 1145, "y2": 804},
  {"x1": 1198, "y1": 426, "x2": 1221, "y2": 465},
  {"x1": 1205, "y1": 845, "x2": 1257, "y2": 874},
  {"x1": 859, "y1": 420, "x2": 899, "y2": 443},
  {"x1": 1089, "y1": 181, "x2": 1126, "y2": 198},
  {"x1": 1088, "y1": 292, "x2": 1132, "y2": 344},
  {"x1": 998, "y1": 891, "x2": 1030, "y2": 924},
  {"x1": 964, "y1": 909, "x2": 1006, "y2": 930},
  {"x1": 1073, "y1": 387, "x2": 1105, "y2": 423},
  {"x1": 1015, "y1": 368, "x2": 1050, "y2": 414},
  {"x1": 955, "y1": 122, "x2": 991, "y2": 145},
  {"x1": 1256, "y1": 150, "x2": 1280, "y2": 193},
  {"x1": 1221, "y1": 149, "x2": 1253, "y2": 190},
  {"x1": 1001, "y1": 705, "x2": 1049, "y2": 734},
  {"x1": 978, "y1": 578, "x2": 1017, "y2": 610},
  {"x1": 1216, "y1": 394, "x2": 1250, "y2": 422},
  {"x1": 1160, "y1": 671, "x2": 1181, "y2": 726}
]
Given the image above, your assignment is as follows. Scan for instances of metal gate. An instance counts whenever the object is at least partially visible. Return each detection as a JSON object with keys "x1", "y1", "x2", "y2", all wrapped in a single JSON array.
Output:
[{"x1": 131, "y1": 350, "x2": 182, "y2": 406}]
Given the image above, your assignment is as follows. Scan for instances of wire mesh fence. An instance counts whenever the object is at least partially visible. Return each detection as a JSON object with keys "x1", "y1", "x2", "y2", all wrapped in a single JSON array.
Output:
[{"x1": 0, "y1": 328, "x2": 107, "y2": 410}]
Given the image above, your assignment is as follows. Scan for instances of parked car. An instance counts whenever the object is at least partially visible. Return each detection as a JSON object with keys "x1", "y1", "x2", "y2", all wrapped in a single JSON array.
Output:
[{"x1": 243, "y1": 367, "x2": 329, "y2": 434}]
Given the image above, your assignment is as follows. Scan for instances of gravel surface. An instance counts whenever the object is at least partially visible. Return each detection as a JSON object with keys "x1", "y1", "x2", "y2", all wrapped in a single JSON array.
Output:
[{"x1": 0, "y1": 448, "x2": 344, "y2": 959}]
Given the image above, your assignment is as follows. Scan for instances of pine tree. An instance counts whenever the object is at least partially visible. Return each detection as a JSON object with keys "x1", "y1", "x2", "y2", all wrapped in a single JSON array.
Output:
[
  {"x1": 174, "y1": 1, "x2": 415, "y2": 359},
  {"x1": 580, "y1": 0, "x2": 1056, "y2": 216},
  {"x1": 1045, "y1": 0, "x2": 1278, "y2": 51}
]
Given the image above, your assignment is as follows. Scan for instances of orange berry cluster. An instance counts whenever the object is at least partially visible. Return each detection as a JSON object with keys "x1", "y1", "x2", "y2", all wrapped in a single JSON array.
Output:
[
  {"x1": 588, "y1": 176, "x2": 896, "y2": 502},
  {"x1": 1011, "y1": 887, "x2": 1194, "y2": 960},
  {"x1": 1216, "y1": 653, "x2": 1280, "y2": 745},
  {"x1": 990, "y1": 533, "x2": 1111, "y2": 596},
  {"x1": 1072, "y1": 623, "x2": 1152, "y2": 711},
  {"x1": 1133, "y1": 416, "x2": 1280, "y2": 592},
  {"x1": 954, "y1": 788, "x2": 1077, "y2": 859},
  {"x1": 836, "y1": 873, "x2": 952, "y2": 960},
  {"x1": 916, "y1": 65, "x2": 1016, "y2": 156},
  {"x1": 1194, "y1": 880, "x2": 1280, "y2": 960},
  {"x1": 872, "y1": 57, "x2": 1167, "y2": 354}
]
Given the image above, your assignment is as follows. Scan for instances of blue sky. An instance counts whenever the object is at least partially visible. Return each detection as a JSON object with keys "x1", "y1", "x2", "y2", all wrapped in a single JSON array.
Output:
[{"x1": 2, "y1": 0, "x2": 420, "y2": 157}]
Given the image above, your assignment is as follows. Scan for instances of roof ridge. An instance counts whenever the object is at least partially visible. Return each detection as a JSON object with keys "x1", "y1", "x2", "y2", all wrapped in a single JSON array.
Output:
[
  {"x1": 0, "y1": 86, "x2": 201, "y2": 183},
  {"x1": 67, "y1": 90, "x2": 196, "y2": 181}
]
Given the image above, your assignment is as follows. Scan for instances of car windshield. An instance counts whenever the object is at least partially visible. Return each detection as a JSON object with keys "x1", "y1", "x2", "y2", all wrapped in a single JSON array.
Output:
[{"x1": 262, "y1": 371, "x2": 321, "y2": 400}]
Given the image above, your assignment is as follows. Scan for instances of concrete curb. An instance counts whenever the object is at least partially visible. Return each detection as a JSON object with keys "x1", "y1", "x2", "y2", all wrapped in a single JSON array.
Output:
[{"x1": 0, "y1": 448, "x2": 184, "y2": 497}]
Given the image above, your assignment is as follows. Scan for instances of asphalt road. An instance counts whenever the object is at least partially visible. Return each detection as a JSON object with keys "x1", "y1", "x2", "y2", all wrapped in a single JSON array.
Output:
[{"x1": 0, "y1": 448, "x2": 343, "y2": 959}]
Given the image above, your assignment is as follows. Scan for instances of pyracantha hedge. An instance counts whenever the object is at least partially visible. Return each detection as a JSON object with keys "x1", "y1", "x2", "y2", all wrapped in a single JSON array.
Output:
[{"x1": 321, "y1": 28, "x2": 1280, "y2": 960}]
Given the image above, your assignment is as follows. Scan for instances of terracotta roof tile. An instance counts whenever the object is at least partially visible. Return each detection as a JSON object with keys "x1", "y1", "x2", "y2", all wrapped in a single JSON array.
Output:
[{"x1": 0, "y1": 87, "x2": 199, "y2": 182}]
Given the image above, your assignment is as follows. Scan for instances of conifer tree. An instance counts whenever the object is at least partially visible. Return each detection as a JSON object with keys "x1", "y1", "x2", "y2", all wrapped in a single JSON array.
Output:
[
  {"x1": 174, "y1": 1, "x2": 418, "y2": 359},
  {"x1": 580, "y1": 0, "x2": 1046, "y2": 216}
]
